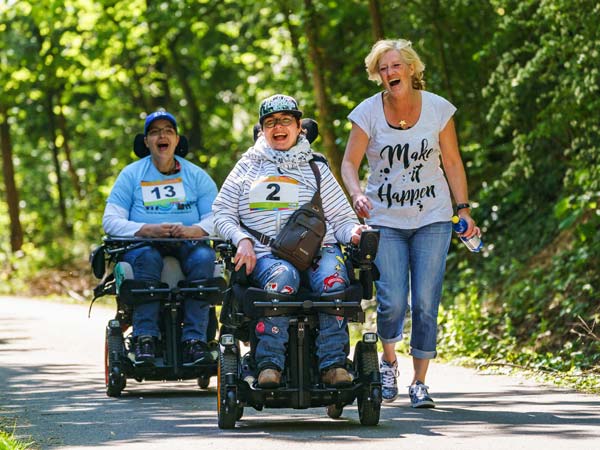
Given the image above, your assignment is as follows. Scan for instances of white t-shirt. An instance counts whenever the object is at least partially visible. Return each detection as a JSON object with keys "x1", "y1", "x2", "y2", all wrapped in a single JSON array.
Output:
[{"x1": 348, "y1": 90, "x2": 456, "y2": 229}]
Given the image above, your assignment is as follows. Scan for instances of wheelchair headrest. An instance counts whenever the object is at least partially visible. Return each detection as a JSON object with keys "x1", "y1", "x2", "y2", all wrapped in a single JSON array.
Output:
[{"x1": 133, "y1": 133, "x2": 189, "y2": 158}]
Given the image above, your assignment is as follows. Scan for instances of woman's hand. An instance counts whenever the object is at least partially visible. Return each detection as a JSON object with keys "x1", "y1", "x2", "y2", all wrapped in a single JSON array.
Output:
[
  {"x1": 135, "y1": 223, "x2": 175, "y2": 238},
  {"x1": 351, "y1": 193, "x2": 373, "y2": 219},
  {"x1": 350, "y1": 224, "x2": 371, "y2": 244},
  {"x1": 235, "y1": 238, "x2": 256, "y2": 275},
  {"x1": 170, "y1": 224, "x2": 207, "y2": 239},
  {"x1": 457, "y1": 211, "x2": 481, "y2": 239}
]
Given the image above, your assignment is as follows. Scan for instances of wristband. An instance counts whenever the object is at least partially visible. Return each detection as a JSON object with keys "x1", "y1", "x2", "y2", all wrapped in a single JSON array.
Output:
[{"x1": 455, "y1": 203, "x2": 471, "y2": 211}]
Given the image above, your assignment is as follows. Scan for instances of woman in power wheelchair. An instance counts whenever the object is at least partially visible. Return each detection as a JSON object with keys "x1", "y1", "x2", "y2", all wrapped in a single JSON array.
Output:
[
  {"x1": 216, "y1": 232, "x2": 382, "y2": 428},
  {"x1": 212, "y1": 94, "x2": 383, "y2": 428},
  {"x1": 90, "y1": 110, "x2": 225, "y2": 397}
]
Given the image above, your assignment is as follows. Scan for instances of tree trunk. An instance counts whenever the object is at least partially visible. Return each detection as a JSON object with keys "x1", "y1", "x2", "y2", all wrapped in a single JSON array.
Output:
[
  {"x1": 57, "y1": 108, "x2": 83, "y2": 200},
  {"x1": 0, "y1": 104, "x2": 24, "y2": 252},
  {"x1": 280, "y1": 1, "x2": 311, "y2": 89},
  {"x1": 368, "y1": 0, "x2": 385, "y2": 41},
  {"x1": 46, "y1": 93, "x2": 72, "y2": 235},
  {"x1": 302, "y1": 0, "x2": 343, "y2": 182}
]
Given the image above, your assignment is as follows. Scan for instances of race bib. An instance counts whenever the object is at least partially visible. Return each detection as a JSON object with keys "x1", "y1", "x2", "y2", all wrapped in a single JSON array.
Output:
[
  {"x1": 141, "y1": 178, "x2": 186, "y2": 206},
  {"x1": 249, "y1": 176, "x2": 299, "y2": 211}
]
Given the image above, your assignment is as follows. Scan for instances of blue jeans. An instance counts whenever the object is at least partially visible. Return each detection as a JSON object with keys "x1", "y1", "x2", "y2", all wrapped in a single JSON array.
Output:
[
  {"x1": 374, "y1": 222, "x2": 452, "y2": 359},
  {"x1": 251, "y1": 245, "x2": 350, "y2": 372},
  {"x1": 122, "y1": 242, "x2": 215, "y2": 342}
]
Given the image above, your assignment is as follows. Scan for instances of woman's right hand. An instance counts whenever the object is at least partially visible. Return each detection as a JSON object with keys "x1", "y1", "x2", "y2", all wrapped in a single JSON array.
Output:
[
  {"x1": 234, "y1": 238, "x2": 256, "y2": 275},
  {"x1": 351, "y1": 193, "x2": 373, "y2": 219}
]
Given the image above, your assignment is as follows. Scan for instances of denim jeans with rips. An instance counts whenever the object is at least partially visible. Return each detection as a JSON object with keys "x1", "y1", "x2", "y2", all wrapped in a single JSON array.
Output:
[
  {"x1": 251, "y1": 245, "x2": 350, "y2": 372},
  {"x1": 122, "y1": 242, "x2": 215, "y2": 342}
]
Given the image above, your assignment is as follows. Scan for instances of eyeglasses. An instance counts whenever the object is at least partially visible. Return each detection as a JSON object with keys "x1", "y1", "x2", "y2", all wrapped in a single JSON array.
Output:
[
  {"x1": 147, "y1": 126, "x2": 176, "y2": 137},
  {"x1": 263, "y1": 117, "x2": 295, "y2": 128}
]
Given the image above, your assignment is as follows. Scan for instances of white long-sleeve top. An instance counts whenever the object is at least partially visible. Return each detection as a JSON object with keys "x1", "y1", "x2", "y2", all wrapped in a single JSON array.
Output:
[{"x1": 213, "y1": 135, "x2": 359, "y2": 259}]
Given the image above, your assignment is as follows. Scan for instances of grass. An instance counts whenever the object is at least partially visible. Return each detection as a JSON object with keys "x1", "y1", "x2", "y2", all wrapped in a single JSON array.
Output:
[{"x1": 0, "y1": 429, "x2": 33, "y2": 450}]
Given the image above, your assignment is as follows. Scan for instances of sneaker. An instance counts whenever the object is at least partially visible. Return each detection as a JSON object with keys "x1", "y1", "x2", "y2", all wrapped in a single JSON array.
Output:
[
  {"x1": 257, "y1": 368, "x2": 282, "y2": 387},
  {"x1": 409, "y1": 381, "x2": 435, "y2": 408},
  {"x1": 183, "y1": 340, "x2": 212, "y2": 366},
  {"x1": 134, "y1": 335, "x2": 155, "y2": 365},
  {"x1": 380, "y1": 358, "x2": 399, "y2": 402},
  {"x1": 321, "y1": 367, "x2": 353, "y2": 387}
]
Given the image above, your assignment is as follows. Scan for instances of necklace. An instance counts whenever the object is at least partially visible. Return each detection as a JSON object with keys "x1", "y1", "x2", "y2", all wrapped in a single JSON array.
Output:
[
  {"x1": 399, "y1": 120, "x2": 408, "y2": 129},
  {"x1": 159, "y1": 159, "x2": 178, "y2": 175}
]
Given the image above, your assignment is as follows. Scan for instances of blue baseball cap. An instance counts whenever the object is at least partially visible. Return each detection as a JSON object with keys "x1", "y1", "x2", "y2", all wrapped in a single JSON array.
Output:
[{"x1": 144, "y1": 111, "x2": 178, "y2": 135}]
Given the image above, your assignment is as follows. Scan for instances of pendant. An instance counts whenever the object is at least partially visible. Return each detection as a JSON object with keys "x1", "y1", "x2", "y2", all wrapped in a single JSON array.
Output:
[{"x1": 399, "y1": 120, "x2": 407, "y2": 129}]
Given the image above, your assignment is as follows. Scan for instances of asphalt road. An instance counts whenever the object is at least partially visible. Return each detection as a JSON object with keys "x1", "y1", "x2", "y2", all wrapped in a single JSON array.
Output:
[{"x1": 1, "y1": 296, "x2": 599, "y2": 450}]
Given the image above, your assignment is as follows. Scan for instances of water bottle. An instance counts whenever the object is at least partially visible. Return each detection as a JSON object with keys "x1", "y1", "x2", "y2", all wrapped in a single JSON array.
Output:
[{"x1": 451, "y1": 216, "x2": 483, "y2": 252}]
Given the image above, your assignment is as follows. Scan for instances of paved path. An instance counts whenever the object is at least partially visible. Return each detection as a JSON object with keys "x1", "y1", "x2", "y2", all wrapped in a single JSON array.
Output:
[{"x1": 1, "y1": 296, "x2": 599, "y2": 449}]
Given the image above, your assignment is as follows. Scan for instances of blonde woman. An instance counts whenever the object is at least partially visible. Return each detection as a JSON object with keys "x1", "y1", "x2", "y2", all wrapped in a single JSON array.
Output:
[{"x1": 342, "y1": 39, "x2": 480, "y2": 408}]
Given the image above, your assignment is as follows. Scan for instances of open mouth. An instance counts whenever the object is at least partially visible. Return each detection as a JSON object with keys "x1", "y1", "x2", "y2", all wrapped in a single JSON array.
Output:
[
  {"x1": 389, "y1": 78, "x2": 401, "y2": 87},
  {"x1": 273, "y1": 132, "x2": 288, "y2": 142},
  {"x1": 158, "y1": 142, "x2": 169, "y2": 150}
]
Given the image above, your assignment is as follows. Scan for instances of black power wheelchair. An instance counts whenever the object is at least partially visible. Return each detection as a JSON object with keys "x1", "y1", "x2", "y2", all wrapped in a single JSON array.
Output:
[
  {"x1": 90, "y1": 237, "x2": 227, "y2": 397},
  {"x1": 89, "y1": 131, "x2": 227, "y2": 397},
  {"x1": 216, "y1": 229, "x2": 382, "y2": 428}
]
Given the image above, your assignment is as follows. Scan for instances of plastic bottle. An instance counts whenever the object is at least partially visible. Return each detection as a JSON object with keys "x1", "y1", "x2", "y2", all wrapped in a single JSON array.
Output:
[{"x1": 451, "y1": 216, "x2": 483, "y2": 252}]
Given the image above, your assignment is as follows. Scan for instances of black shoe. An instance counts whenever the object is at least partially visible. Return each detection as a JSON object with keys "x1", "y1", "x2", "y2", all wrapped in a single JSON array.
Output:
[
  {"x1": 134, "y1": 335, "x2": 155, "y2": 365},
  {"x1": 183, "y1": 339, "x2": 212, "y2": 366}
]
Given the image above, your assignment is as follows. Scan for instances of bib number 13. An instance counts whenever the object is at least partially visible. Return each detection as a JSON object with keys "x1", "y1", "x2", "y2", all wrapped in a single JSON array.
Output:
[{"x1": 141, "y1": 178, "x2": 186, "y2": 206}]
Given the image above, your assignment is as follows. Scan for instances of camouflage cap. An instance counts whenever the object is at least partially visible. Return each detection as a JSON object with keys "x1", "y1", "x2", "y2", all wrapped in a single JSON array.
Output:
[{"x1": 259, "y1": 94, "x2": 303, "y2": 124}]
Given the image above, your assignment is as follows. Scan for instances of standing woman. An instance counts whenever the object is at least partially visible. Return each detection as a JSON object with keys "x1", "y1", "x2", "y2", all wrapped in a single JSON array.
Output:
[{"x1": 341, "y1": 39, "x2": 480, "y2": 408}]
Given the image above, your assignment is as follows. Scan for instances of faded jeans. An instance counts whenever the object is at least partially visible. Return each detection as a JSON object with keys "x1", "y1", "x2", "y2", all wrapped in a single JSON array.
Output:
[{"x1": 374, "y1": 222, "x2": 452, "y2": 359}]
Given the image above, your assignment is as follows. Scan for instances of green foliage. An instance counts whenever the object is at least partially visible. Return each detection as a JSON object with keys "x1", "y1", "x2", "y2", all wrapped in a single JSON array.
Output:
[
  {"x1": 0, "y1": 427, "x2": 32, "y2": 450},
  {"x1": 436, "y1": 0, "x2": 600, "y2": 387},
  {"x1": 1, "y1": 0, "x2": 598, "y2": 386}
]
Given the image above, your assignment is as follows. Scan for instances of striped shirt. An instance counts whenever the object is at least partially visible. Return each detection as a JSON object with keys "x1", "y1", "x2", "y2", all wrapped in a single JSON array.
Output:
[{"x1": 213, "y1": 136, "x2": 359, "y2": 258}]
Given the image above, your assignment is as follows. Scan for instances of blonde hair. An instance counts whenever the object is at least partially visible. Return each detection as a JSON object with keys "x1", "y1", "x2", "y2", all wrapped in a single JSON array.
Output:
[{"x1": 365, "y1": 39, "x2": 426, "y2": 90}]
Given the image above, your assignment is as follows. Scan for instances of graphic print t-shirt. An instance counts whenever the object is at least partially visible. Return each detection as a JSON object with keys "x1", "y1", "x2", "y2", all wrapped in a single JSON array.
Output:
[{"x1": 348, "y1": 90, "x2": 456, "y2": 229}]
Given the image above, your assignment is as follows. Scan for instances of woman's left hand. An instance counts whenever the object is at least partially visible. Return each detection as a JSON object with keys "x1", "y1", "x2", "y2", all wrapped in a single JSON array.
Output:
[{"x1": 458, "y1": 211, "x2": 481, "y2": 239}]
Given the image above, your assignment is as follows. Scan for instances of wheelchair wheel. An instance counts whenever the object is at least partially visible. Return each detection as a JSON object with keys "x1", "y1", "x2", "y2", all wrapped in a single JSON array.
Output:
[
  {"x1": 197, "y1": 375, "x2": 210, "y2": 389},
  {"x1": 105, "y1": 327, "x2": 126, "y2": 397},
  {"x1": 326, "y1": 404, "x2": 344, "y2": 419},
  {"x1": 355, "y1": 341, "x2": 381, "y2": 426},
  {"x1": 217, "y1": 345, "x2": 242, "y2": 429}
]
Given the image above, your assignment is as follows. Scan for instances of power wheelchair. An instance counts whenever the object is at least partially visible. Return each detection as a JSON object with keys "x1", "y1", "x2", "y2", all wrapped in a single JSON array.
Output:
[
  {"x1": 90, "y1": 237, "x2": 227, "y2": 397},
  {"x1": 89, "y1": 131, "x2": 226, "y2": 397},
  {"x1": 216, "y1": 229, "x2": 382, "y2": 428}
]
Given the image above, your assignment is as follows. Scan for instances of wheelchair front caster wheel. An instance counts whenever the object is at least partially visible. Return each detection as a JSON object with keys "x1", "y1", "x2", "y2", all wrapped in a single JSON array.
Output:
[
  {"x1": 197, "y1": 375, "x2": 210, "y2": 389},
  {"x1": 326, "y1": 404, "x2": 344, "y2": 419},
  {"x1": 106, "y1": 367, "x2": 126, "y2": 397}
]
